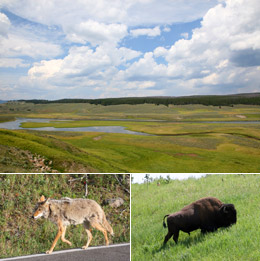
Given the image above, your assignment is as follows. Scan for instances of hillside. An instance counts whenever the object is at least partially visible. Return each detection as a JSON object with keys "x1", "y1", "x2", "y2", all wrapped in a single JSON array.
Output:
[
  {"x1": 0, "y1": 174, "x2": 130, "y2": 258},
  {"x1": 131, "y1": 174, "x2": 260, "y2": 260}
]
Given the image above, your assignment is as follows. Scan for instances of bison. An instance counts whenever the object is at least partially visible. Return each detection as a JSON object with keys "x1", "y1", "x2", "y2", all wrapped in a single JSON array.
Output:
[{"x1": 163, "y1": 197, "x2": 236, "y2": 245}]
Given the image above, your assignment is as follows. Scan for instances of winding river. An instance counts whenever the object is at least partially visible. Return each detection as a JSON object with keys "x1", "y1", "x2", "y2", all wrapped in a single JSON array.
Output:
[
  {"x1": 0, "y1": 118, "x2": 259, "y2": 136},
  {"x1": 0, "y1": 118, "x2": 150, "y2": 135}
]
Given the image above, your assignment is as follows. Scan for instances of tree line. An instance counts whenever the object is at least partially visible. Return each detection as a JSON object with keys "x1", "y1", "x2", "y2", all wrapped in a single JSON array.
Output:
[{"x1": 18, "y1": 93, "x2": 260, "y2": 107}]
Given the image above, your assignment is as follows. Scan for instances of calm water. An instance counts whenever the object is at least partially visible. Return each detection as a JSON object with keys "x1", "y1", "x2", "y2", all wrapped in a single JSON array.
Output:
[
  {"x1": 0, "y1": 118, "x2": 259, "y2": 135},
  {"x1": 0, "y1": 118, "x2": 150, "y2": 135}
]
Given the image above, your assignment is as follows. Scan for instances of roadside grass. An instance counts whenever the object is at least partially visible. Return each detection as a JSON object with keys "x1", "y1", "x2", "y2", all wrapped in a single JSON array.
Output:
[
  {"x1": 131, "y1": 174, "x2": 260, "y2": 260},
  {"x1": 0, "y1": 174, "x2": 130, "y2": 258}
]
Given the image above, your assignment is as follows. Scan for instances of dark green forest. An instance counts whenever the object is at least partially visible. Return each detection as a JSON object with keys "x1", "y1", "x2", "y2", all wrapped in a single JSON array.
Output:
[{"x1": 18, "y1": 93, "x2": 260, "y2": 107}]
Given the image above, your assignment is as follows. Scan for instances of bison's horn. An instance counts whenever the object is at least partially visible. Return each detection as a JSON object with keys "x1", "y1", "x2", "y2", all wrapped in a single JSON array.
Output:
[{"x1": 223, "y1": 205, "x2": 228, "y2": 213}]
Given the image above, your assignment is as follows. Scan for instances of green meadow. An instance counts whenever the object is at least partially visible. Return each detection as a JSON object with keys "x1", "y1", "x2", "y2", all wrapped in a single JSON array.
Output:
[
  {"x1": 0, "y1": 174, "x2": 130, "y2": 258},
  {"x1": 131, "y1": 174, "x2": 260, "y2": 260},
  {"x1": 1, "y1": 103, "x2": 260, "y2": 172},
  {"x1": 2, "y1": 102, "x2": 260, "y2": 121}
]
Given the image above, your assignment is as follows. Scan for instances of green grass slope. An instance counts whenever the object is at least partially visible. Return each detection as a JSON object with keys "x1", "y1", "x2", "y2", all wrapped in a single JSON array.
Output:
[
  {"x1": 131, "y1": 174, "x2": 260, "y2": 260},
  {"x1": 0, "y1": 174, "x2": 130, "y2": 258},
  {"x1": 1, "y1": 124, "x2": 260, "y2": 173}
]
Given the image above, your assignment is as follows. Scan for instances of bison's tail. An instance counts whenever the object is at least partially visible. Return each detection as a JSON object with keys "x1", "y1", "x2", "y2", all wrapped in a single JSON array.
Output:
[{"x1": 163, "y1": 215, "x2": 169, "y2": 228}]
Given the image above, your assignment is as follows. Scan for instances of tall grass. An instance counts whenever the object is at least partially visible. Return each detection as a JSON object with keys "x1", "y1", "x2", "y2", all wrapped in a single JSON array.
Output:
[{"x1": 131, "y1": 174, "x2": 260, "y2": 260}]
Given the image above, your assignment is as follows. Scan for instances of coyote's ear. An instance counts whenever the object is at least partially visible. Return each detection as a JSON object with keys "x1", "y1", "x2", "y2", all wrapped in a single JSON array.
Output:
[{"x1": 39, "y1": 195, "x2": 46, "y2": 202}]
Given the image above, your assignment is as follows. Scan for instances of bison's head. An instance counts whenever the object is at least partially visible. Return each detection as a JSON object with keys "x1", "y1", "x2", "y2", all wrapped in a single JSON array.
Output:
[{"x1": 219, "y1": 203, "x2": 237, "y2": 227}]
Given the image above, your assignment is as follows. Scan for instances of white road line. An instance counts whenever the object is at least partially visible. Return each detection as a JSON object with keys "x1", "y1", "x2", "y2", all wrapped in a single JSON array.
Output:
[{"x1": 0, "y1": 243, "x2": 130, "y2": 260}]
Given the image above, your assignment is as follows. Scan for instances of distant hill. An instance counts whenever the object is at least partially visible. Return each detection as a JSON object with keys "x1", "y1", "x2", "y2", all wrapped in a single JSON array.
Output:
[{"x1": 18, "y1": 93, "x2": 260, "y2": 107}]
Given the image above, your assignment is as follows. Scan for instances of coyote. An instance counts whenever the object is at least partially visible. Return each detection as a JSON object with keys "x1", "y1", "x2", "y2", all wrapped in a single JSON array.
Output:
[{"x1": 32, "y1": 195, "x2": 114, "y2": 254}]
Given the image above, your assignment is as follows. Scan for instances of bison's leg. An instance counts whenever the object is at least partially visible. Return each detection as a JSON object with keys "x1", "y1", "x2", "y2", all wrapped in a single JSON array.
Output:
[
  {"x1": 201, "y1": 225, "x2": 217, "y2": 234},
  {"x1": 163, "y1": 231, "x2": 173, "y2": 245},
  {"x1": 173, "y1": 230, "x2": 179, "y2": 244}
]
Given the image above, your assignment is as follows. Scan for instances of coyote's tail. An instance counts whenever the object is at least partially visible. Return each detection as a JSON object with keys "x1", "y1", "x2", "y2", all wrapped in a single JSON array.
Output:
[
  {"x1": 103, "y1": 216, "x2": 114, "y2": 236},
  {"x1": 163, "y1": 215, "x2": 169, "y2": 228}
]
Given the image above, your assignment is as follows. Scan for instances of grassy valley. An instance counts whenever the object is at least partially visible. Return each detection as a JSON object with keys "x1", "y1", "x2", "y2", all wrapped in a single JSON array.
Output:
[{"x1": 0, "y1": 102, "x2": 260, "y2": 172}]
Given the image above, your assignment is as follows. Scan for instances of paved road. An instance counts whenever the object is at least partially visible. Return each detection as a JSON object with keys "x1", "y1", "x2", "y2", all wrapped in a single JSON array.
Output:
[{"x1": 1, "y1": 243, "x2": 130, "y2": 261}]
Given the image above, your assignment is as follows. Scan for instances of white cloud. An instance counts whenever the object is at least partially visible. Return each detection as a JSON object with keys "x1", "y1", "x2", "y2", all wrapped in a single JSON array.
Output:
[
  {"x1": 0, "y1": 0, "x2": 218, "y2": 51},
  {"x1": 0, "y1": 12, "x2": 10, "y2": 37},
  {"x1": 0, "y1": 11, "x2": 63, "y2": 60},
  {"x1": 181, "y1": 32, "x2": 189, "y2": 39},
  {"x1": 115, "y1": 0, "x2": 260, "y2": 95},
  {"x1": 155, "y1": 0, "x2": 260, "y2": 90},
  {"x1": 122, "y1": 52, "x2": 167, "y2": 81},
  {"x1": 65, "y1": 20, "x2": 128, "y2": 45},
  {"x1": 130, "y1": 26, "x2": 161, "y2": 38},
  {"x1": 0, "y1": 34, "x2": 63, "y2": 59},
  {"x1": 1, "y1": 0, "x2": 218, "y2": 26},
  {"x1": 0, "y1": 58, "x2": 29, "y2": 68},
  {"x1": 153, "y1": 46, "x2": 168, "y2": 57},
  {"x1": 126, "y1": 0, "x2": 219, "y2": 26},
  {"x1": 121, "y1": 81, "x2": 155, "y2": 90},
  {"x1": 28, "y1": 59, "x2": 63, "y2": 79},
  {"x1": 28, "y1": 45, "x2": 141, "y2": 83},
  {"x1": 163, "y1": 26, "x2": 171, "y2": 33}
]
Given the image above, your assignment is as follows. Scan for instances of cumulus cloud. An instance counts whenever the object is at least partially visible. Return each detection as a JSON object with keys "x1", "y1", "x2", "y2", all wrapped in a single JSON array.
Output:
[
  {"x1": 180, "y1": 32, "x2": 189, "y2": 39},
  {"x1": 0, "y1": 34, "x2": 63, "y2": 59},
  {"x1": 1, "y1": 0, "x2": 260, "y2": 99},
  {"x1": 163, "y1": 26, "x2": 171, "y2": 33},
  {"x1": 107, "y1": 0, "x2": 260, "y2": 96},
  {"x1": 0, "y1": 58, "x2": 29, "y2": 68},
  {"x1": 0, "y1": 10, "x2": 63, "y2": 61},
  {"x1": 1, "y1": 0, "x2": 218, "y2": 26},
  {"x1": 130, "y1": 26, "x2": 161, "y2": 38},
  {"x1": 28, "y1": 45, "x2": 141, "y2": 82},
  {"x1": 122, "y1": 52, "x2": 167, "y2": 81},
  {"x1": 153, "y1": 0, "x2": 260, "y2": 92},
  {"x1": 0, "y1": 0, "x2": 218, "y2": 48},
  {"x1": 65, "y1": 20, "x2": 128, "y2": 45},
  {"x1": 28, "y1": 59, "x2": 63, "y2": 79},
  {"x1": 0, "y1": 12, "x2": 10, "y2": 37}
]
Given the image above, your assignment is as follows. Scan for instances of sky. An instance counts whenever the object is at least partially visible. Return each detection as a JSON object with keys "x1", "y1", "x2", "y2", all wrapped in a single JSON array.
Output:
[
  {"x1": 132, "y1": 173, "x2": 206, "y2": 184},
  {"x1": 0, "y1": 0, "x2": 259, "y2": 100}
]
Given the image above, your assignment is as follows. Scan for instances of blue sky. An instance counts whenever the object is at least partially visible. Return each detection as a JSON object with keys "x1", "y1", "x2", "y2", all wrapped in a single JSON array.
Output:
[{"x1": 0, "y1": 0, "x2": 259, "y2": 100}]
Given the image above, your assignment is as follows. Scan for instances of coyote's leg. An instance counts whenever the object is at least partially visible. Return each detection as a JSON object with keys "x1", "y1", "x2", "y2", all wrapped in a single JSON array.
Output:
[
  {"x1": 61, "y1": 226, "x2": 72, "y2": 246},
  {"x1": 46, "y1": 222, "x2": 63, "y2": 254},
  {"x1": 91, "y1": 222, "x2": 109, "y2": 246},
  {"x1": 82, "y1": 222, "x2": 93, "y2": 250},
  {"x1": 82, "y1": 229, "x2": 93, "y2": 250}
]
